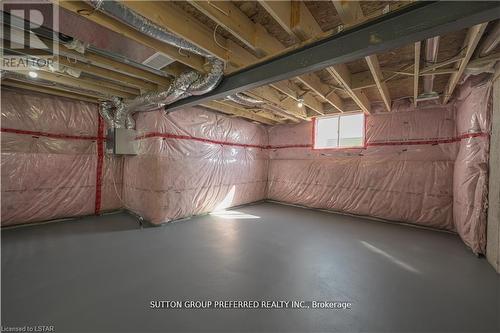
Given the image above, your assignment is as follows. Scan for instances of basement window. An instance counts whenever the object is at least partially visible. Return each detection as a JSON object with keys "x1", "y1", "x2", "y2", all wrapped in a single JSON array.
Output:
[{"x1": 314, "y1": 113, "x2": 365, "y2": 149}]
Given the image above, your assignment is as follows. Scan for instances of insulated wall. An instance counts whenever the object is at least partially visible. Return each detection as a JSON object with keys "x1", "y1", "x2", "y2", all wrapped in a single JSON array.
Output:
[
  {"x1": 122, "y1": 107, "x2": 268, "y2": 224},
  {"x1": 267, "y1": 103, "x2": 458, "y2": 231},
  {"x1": 0, "y1": 89, "x2": 122, "y2": 227},
  {"x1": 1, "y1": 77, "x2": 492, "y2": 255},
  {"x1": 267, "y1": 76, "x2": 493, "y2": 254},
  {"x1": 453, "y1": 75, "x2": 492, "y2": 254}
]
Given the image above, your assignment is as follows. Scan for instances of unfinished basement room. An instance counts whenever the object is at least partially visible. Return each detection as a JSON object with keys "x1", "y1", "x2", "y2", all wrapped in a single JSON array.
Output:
[{"x1": 1, "y1": 1, "x2": 500, "y2": 332}]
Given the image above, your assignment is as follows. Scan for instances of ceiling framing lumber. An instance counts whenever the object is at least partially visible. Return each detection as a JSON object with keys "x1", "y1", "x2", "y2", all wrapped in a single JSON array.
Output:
[
  {"x1": 289, "y1": 1, "x2": 324, "y2": 41},
  {"x1": 188, "y1": 0, "x2": 340, "y2": 114},
  {"x1": 64, "y1": 0, "x2": 311, "y2": 123},
  {"x1": 55, "y1": 0, "x2": 206, "y2": 72},
  {"x1": 61, "y1": 48, "x2": 171, "y2": 87},
  {"x1": 365, "y1": 54, "x2": 391, "y2": 111},
  {"x1": 333, "y1": 1, "x2": 381, "y2": 112},
  {"x1": 333, "y1": 0, "x2": 414, "y2": 29},
  {"x1": 443, "y1": 23, "x2": 489, "y2": 104},
  {"x1": 168, "y1": 1, "x2": 500, "y2": 111},
  {"x1": 414, "y1": 41, "x2": 421, "y2": 107},
  {"x1": 120, "y1": 1, "x2": 227, "y2": 61},
  {"x1": 257, "y1": 0, "x2": 323, "y2": 41},
  {"x1": 221, "y1": 100, "x2": 285, "y2": 123},
  {"x1": 419, "y1": 53, "x2": 465, "y2": 74},
  {"x1": 347, "y1": 62, "x2": 463, "y2": 93},
  {"x1": 247, "y1": 86, "x2": 308, "y2": 120},
  {"x1": 419, "y1": 68, "x2": 458, "y2": 76},
  {"x1": 4, "y1": 23, "x2": 170, "y2": 89},
  {"x1": 32, "y1": 71, "x2": 137, "y2": 99},
  {"x1": 331, "y1": 1, "x2": 364, "y2": 26},
  {"x1": 187, "y1": 1, "x2": 282, "y2": 56},
  {"x1": 270, "y1": 81, "x2": 324, "y2": 115},
  {"x1": 256, "y1": 0, "x2": 343, "y2": 111},
  {"x1": 257, "y1": 1, "x2": 297, "y2": 39},
  {"x1": 326, "y1": 64, "x2": 371, "y2": 114},
  {"x1": 296, "y1": 72, "x2": 344, "y2": 112},
  {"x1": 2, "y1": 80, "x2": 99, "y2": 103},
  {"x1": 201, "y1": 100, "x2": 276, "y2": 125},
  {"x1": 55, "y1": 57, "x2": 159, "y2": 92}
]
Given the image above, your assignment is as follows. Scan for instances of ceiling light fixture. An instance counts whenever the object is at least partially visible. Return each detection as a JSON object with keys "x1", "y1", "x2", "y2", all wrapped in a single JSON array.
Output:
[
  {"x1": 297, "y1": 98, "x2": 304, "y2": 108},
  {"x1": 28, "y1": 71, "x2": 38, "y2": 78}
]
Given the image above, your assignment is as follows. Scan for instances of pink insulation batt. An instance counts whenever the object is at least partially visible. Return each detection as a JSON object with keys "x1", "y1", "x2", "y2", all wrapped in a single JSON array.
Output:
[
  {"x1": 122, "y1": 107, "x2": 269, "y2": 223},
  {"x1": 267, "y1": 106, "x2": 458, "y2": 231},
  {"x1": 453, "y1": 75, "x2": 492, "y2": 254},
  {"x1": 0, "y1": 74, "x2": 493, "y2": 254},
  {"x1": 1, "y1": 89, "x2": 122, "y2": 226}
]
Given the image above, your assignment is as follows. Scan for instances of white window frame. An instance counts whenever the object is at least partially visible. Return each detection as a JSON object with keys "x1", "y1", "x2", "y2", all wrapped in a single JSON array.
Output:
[{"x1": 313, "y1": 113, "x2": 365, "y2": 149}]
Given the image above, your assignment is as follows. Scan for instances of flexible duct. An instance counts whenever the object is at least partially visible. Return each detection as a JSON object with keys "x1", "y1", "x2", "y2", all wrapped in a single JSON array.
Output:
[
  {"x1": 88, "y1": 0, "x2": 224, "y2": 129},
  {"x1": 99, "y1": 100, "x2": 116, "y2": 127}
]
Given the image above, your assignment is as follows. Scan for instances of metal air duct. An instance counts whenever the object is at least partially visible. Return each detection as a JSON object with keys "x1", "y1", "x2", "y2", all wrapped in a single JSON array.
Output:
[
  {"x1": 88, "y1": 0, "x2": 224, "y2": 129},
  {"x1": 423, "y1": 36, "x2": 440, "y2": 95}
]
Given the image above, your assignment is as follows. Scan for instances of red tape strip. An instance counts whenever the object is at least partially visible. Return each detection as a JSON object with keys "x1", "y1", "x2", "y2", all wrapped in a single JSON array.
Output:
[
  {"x1": 1, "y1": 126, "x2": 489, "y2": 218},
  {"x1": 136, "y1": 131, "x2": 488, "y2": 149},
  {"x1": 366, "y1": 132, "x2": 488, "y2": 147},
  {"x1": 94, "y1": 116, "x2": 105, "y2": 215},
  {"x1": 136, "y1": 132, "x2": 267, "y2": 149},
  {"x1": 0, "y1": 127, "x2": 102, "y2": 140},
  {"x1": 3, "y1": 128, "x2": 486, "y2": 149}
]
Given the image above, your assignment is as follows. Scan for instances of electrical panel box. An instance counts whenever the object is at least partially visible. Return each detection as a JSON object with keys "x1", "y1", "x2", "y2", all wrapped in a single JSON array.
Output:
[{"x1": 106, "y1": 128, "x2": 138, "y2": 155}]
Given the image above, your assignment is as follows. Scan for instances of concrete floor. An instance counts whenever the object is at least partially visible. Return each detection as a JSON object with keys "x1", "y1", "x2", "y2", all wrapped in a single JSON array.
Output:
[{"x1": 2, "y1": 202, "x2": 499, "y2": 333}]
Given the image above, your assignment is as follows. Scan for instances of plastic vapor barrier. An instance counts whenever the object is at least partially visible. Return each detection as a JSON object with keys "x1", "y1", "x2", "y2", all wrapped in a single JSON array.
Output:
[
  {"x1": 267, "y1": 75, "x2": 492, "y2": 253},
  {"x1": 0, "y1": 74, "x2": 492, "y2": 254},
  {"x1": 123, "y1": 107, "x2": 268, "y2": 223},
  {"x1": 1, "y1": 89, "x2": 122, "y2": 226},
  {"x1": 453, "y1": 75, "x2": 492, "y2": 254},
  {"x1": 267, "y1": 106, "x2": 458, "y2": 231}
]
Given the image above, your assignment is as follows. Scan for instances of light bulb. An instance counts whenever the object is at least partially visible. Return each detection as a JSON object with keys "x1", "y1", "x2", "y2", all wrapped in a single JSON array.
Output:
[
  {"x1": 28, "y1": 71, "x2": 38, "y2": 78},
  {"x1": 297, "y1": 98, "x2": 304, "y2": 108}
]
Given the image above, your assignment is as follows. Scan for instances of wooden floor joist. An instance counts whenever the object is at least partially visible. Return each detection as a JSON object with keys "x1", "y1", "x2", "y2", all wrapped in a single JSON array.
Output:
[
  {"x1": 365, "y1": 55, "x2": 392, "y2": 111},
  {"x1": 4, "y1": 27, "x2": 167, "y2": 91},
  {"x1": 201, "y1": 100, "x2": 277, "y2": 125},
  {"x1": 56, "y1": 0, "x2": 206, "y2": 72},
  {"x1": 296, "y1": 73, "x2": 344, "y2": 112},
  {"x1": 330, "y1": 1, "x2": 378, "y2": 113},
  {"x1": 270, "y1": 81, "x2": 324, "y2": 115},
  {"x1": 188, "y1": 0, "x2": 340, "y2": 116},
  {"x1": 32, "y1": 71, "x2": 137, "y2": 99},
  {"x1": 5, "y1": 1, "x2": 497, "y2": 125},
  {"x1": 2, "y1": 79, "x2": 100, "y2": 103},
  {"x1": 443, "y1": 23, "x2": 488, "y2": 104},
  {"x1": 326, "y1": 65, "x2": 371, "y2": 114},
  {"x1": 120, "y1": 1, "x2": 227, "y2": 61},
  {"x1": 221, "y1": 100, "x2": 285, "y2": 123}
]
